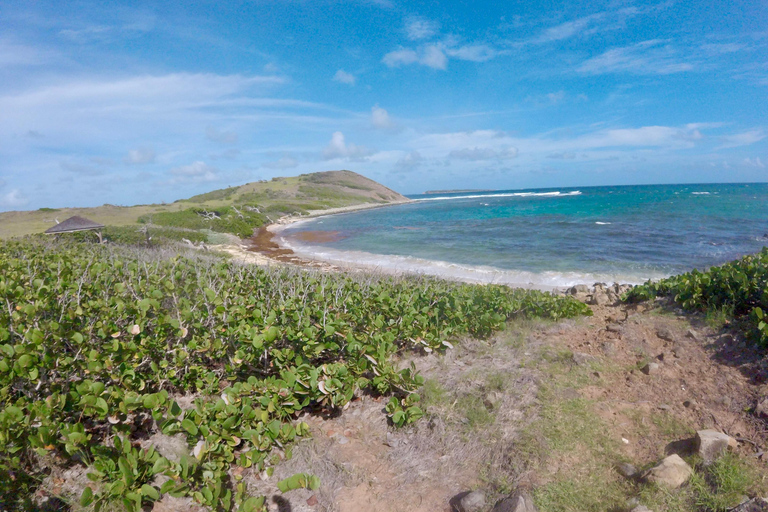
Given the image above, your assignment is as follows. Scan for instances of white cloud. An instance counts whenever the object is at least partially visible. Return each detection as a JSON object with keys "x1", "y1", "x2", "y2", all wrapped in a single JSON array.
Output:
[
  {"x1": 125, "y1": 148, "x2": 156, "y2": 165},
  {"x1": 1, "y1": 189, "x2": 29, "y2": 209},
  {"x1": 535, "y1": 14, "x2": 601, "y2": 43},
  {"x1": 445, "y1": 44, "x2": 498, "y2": 62},
  {"x1": 396, "y1": 151, "x2": 423, "y2": 170},
  {"x1": 449, "y1": 146, "x2": 518, "y2": 161},
  {"x1": 263, "y1": 156, "x2": 298, "y2": 169},
  {"x1": 333, "y1": 69, "x2": 356, "y2": 85},
  {"x1": 382, "y1": 48, "x2": 420, "y2": 67},
  {"x1": 206, "y1": 126, "x2": 238, "y2": 145},
  {"x1": 421, "y1": 44, "x2": 448, "y2": 70},
  {"x1": 405, "y1": 17, "x2": 439, "y2": 41},
  {"x1": 168, "y1": 161, "x2": 219, "y2": 183},
  {"x1": 743, "y1": 157, "x2": 765, "y2": 168},
  {"x1": 371, "y1": 105, "x2": 397, "y2": 130},
  {"x1": 718, "y1": 129, "x2": 765, "y2": 149},
  {"x1": 322, "y1": 132, "x2": 374, "y2": 160},
  {"x1": 578, "y1": 40, "x2": 693, "y2": 75}
]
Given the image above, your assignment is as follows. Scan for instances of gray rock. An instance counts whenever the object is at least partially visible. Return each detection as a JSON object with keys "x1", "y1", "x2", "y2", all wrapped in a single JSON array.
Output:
[
  {"x1": 657, "y1": 327, "x2": 675, "y2": 341},
  {"x1": 631, "y1": 506, "x2": 653, "y2": 512},
  {"x1": 589, "y1": 292, "x2": 610, "y2": 306},
  {"x1": 686, "y1": 329, "x2": 700, "y2": 341},
  {"x1": 641, "y1": 362, "x2": 660, "y2": 375},
  {"x1": 642, "y1": 454, "x2": 693, "y2": 489},
  {"x1": 616, "y1": 462, "x2": 638, "y2": 479},
  {"x1": 455, "y1": 490, "x2": 487, "y2": 512},
  {"x1": 671, "y1": 344, "x2": 686, "y2": 359},
  {"x1": 728, "y1": 497, "x2": 768, "y2": 511},
  {"x1": 144, "y1": 433, "x2": 190, "y2": 463},
  {"x1": 755, "y1": 397, "x2": 768, "y2": 418},
  {"x1": 492, "y1": 491, "x2": 537, "y2": 512},
  {"x1": 569, "y1": 284, "x2": 590, "y2": 295},
  {"x1": 606, "y1": 324, "x2": 622, "y2": 333},
  {"x1": 572, "y1": 351, "x2": 595, "y2": 366},
  {"x1": 601, "y1": 342, "x2": 616, "y2": 356},
  {"x1": 696, "y1": 429, "x2": 737, "y2": 462}
]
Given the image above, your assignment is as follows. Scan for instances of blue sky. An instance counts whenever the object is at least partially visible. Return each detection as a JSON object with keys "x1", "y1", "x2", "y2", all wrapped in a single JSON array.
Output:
[{"x1": 0, "y1": 0, "x2": 766, "y2": 210}]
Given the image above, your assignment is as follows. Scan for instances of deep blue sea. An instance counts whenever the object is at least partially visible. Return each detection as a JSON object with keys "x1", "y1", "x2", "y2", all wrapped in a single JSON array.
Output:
[{"x1": 277, "y1": 183, "x2": 768, "y2": 288}]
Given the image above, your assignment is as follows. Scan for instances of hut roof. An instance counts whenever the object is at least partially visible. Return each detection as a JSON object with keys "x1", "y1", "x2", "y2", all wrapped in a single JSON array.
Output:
[{"x1": 45, "y1": 216, "x2": 105, "y2": 234}]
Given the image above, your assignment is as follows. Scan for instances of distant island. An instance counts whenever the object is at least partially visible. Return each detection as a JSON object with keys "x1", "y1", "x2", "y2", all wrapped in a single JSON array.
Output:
[{"x1": 424, "y1": 189, "x2": 494, "y2": 194}]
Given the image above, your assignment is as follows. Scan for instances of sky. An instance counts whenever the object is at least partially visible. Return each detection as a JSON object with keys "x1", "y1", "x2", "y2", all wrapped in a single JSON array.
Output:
[{"x1": 0, "y1": 0, "x2": 766, "y2": 211}]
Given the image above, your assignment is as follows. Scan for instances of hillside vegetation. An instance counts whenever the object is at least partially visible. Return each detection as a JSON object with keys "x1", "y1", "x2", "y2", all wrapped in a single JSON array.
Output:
[
  {"x1": 0, "y1": 171, "x2": 407, "y2": 240},
  {"x1": 0, "y1": 237, "x2": 591, "y2": 511}
]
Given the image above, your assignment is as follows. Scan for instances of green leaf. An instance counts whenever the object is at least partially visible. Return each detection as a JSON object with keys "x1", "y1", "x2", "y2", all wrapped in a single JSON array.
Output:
[
  {"x1": 241, "y1": 496, "x2": 265, "y2": 512},
  {"x1": 141, "y1": 484, "x2": 160, "y2": 500},
  {"x1": 80, "y1": 487, "x2": 94, "y2": 506},
  {"x1": 181, "y1": 418, "x2": 198, "y2": 435}
]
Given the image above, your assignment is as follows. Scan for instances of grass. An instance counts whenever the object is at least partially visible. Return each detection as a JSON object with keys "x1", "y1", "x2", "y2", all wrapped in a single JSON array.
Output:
[{"x1": 0, "y1": 170, "x2": 407, "y2": 239}]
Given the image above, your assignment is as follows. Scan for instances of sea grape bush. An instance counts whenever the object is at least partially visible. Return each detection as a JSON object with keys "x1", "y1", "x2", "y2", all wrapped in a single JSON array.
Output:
[
  {"x1": 624, "y1": 247, "x2": 768, "y2": 346},
  {"x1": 0, "y1": 238, "x2": 590, "y2": 510}
]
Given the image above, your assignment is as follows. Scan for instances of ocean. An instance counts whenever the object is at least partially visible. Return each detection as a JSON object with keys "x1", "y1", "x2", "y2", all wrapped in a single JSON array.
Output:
[{"x1": 276, "y1": 183, "x2": 768, "y2": 289}]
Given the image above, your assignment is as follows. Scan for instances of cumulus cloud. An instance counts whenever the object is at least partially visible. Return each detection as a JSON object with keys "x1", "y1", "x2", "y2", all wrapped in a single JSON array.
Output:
[
  {"x1": 124, "y1": 148, "x2": 156, "y2": 165},
  {"x1": 371, "y1": 105, "x2": 397, "y2": 130},
  {"x1": 206, "y1": 126, "x2": 238, "y2": 145},
  {"x1": 578, "y1": 40, "x2": 693, "y2": 75},
  {"x1": 263, "y1": 156, "x2": 299, "y2": 169},
  {"x1": 1, "y1": 189, "x2": 29, "y2": 208},
  {"x1": 333, "y1": 69, "x2": 356, "y2": 85},
  {"x1": 168, "y1": 161, "x2": 219, "y2": 183},
  {"x1": 449, "y1": 146, "x2": 518, "y2": 161},
  {"x1": 322, "y1": 132, "x2": 374, "y2": 160},
  {"x1": 405, "y1": 17, "x2": 439, "y2": 41},
  {"x1": 382, "y1": 48, "x2": 420, "y2": 68}
]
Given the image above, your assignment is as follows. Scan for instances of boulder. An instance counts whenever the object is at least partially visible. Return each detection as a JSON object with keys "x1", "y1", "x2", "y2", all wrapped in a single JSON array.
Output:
[
  {"x1": 454, "y1": 490, "x2": 487, "y2": 512},
  {"x1": 695, "y1": 429, "x2": 737, "y2": 463},
  {"x1": 491, "y1": 491, "x2": 537, "y2": 512},
  {"x1": 642, "y1": 454, "x2": 693, "y2": 489},
  {"x1": 569, "y1": 284, "x2": 590, "y2": 295},
  {"x1": 572, "y1": 352, "x2": 595, "y2": 366},
  {"x1": 728, "y1": 498, "x2": 768, "y2": 512}
]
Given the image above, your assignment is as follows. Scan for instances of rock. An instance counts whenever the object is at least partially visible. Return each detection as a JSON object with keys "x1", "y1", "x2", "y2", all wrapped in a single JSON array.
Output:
[
  {"x1": 696, "y1": 429, "x2": 737, "y2": 462},
  {"x1": 601, "y1": 341, "x2": 616, "y2": 356},
  {"x1": 671, "y1": 344, "x2": 686, "y2": 359},
  {"x1": 642, "y1": 454, "x2": 693, "y2": 489},
  {"x1": 454, "y1": 490, "x2": 487, "y2": 512},
  {"x1": 728, "y1": 497, "x2": 768, "y2": 511},
  {"x1": 686, "y1": 329, "x2": 700, "y2": 341},
  {"x1": 153, "y1": 495, "x2": 208, "y2": 512},
  {"x1": 656, "y1": 327, "x2": 675, "y2": 341},
  {"x1": 616, "y1": 462, "x2": 638, "y2": 479},
  {"x1": 572, "y1": 352, "x2": 595, "y2": 366},
  {"x1": 683, "y1": 399, "x2": 697, "y2": 409},
  {"x1": 491, "y1": 491, "x2": 537, "y2": 512},
  {"x1": 606, "y1": 324, "x2": 622, "y2": 333},
  {"x1": 641, "y1": 362, "x2": 660, "y2": 375},
  {"x1": 385, "y1": 432, "x2": 401, "y2": 448},
  {"x1": 306, "y1": 495, "x2": 318, "y2": 506},
  {"x1": 755, "y1": 397, "x2": 768, "y2": 418},
  {"x1": 631, "y1": 506, "x2": 653, "y2": 512},
  {"x1": 589, "y1": 292, "x2": 610, "y2": 306},
  {"x1": 657, "y1": 404, "x2": 672, "y2": 411},
  {"x1": 144, "y1": 433, "x2": 190, "y2": 463},
  {"x1": 569, "y1": 284, "x2": 590, "y2": 295}
]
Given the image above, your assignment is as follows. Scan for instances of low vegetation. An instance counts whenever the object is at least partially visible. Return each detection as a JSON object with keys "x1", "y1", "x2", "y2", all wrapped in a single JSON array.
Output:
[
  {"x1": 625, "y1": 247, "x2": 768, "y2": 347},
  {"x1": 0, "y1": 237, "x2": 590, "y2": 511}
]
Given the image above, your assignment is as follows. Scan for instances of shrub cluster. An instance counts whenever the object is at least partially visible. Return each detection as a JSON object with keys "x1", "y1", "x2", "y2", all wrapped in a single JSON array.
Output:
[
  {"x1": 0, "y1": 238, "x2": 590, "y2": 510},
  {"x1": 624, "y1": 247, "x2": 768, "y2": 346},
  {"x1": 139, "y1": 207, "x2": 266, "y2": 238}
]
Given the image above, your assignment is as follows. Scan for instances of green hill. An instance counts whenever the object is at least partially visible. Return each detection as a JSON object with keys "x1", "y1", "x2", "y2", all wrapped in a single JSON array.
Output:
[{"x1": 0, "y1": 170, "x2": 408, "y2": 240}]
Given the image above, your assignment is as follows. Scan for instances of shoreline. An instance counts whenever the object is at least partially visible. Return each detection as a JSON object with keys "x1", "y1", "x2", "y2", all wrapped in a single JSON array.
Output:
[{"x1": 224, "y1": 199, "x2": 633, "y2": 292}]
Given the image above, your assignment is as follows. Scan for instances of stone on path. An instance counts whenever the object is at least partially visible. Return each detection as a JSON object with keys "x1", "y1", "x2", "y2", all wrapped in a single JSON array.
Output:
[
  {"x1": 695, "y1": 429, "x2": 737, "y2": 463},
  {"x1": 641, "y1": 362, "x2": 660, "y2": 375},
  {"x1": 642, "y1": 454, "x2": 693, "y2": 489},
  {"x1": 491, "y1": 491, "x2": 537, "y2": 512},
  {"x1": 454, "y1": 490, "x2": 486, "y2": 512},
  {"x1": 616, "y1": 462, "x2": 638, "y2": 479}
]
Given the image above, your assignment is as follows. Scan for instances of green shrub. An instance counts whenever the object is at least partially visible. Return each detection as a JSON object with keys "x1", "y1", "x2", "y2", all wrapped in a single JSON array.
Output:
[{"x1": 624, "y1": 248, "x2": 768, "y2": 346}]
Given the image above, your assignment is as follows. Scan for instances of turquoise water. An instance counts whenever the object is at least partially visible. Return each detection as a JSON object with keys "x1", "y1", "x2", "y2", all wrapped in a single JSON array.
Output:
[{"x1": 278, "y1": 183, "x2": 768, "y2": 288}]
